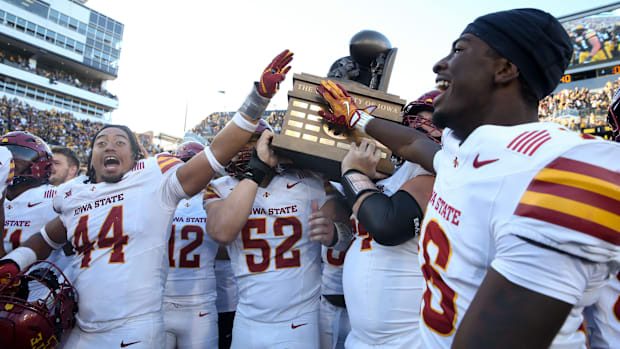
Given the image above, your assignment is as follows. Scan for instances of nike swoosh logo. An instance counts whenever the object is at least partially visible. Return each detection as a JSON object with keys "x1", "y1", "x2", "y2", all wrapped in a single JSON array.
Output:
[
  {"x1": 120, "y1": 341, "x2": 141, "y2": 347},
  {"x1": 27, "y1": 202, "x2": 42, "y2": 208},
  {"x1": 199, "y1": 312, "x2": 210, "y2": 317},
  {"x1": 291, "y1": 322, "x2": 308, "y2": 329},
  {"x1": 287, "y1": 181, "x2": 301, "y2": 189},
  {"x1": 473, "y1": 154, "x2": 499, "y2": 168},
  {"x1": 343, "y1": 101, "x2": 350, "y2": 116}
]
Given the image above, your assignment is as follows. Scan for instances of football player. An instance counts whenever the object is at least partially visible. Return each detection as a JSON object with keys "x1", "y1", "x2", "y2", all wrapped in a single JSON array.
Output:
[
  {"x1": 316, "y1": 87, "x2": 441, "y2": 349},
  {"x1": 164, "y1": 141, "x2": 219, "y2": 349},
  {"x1": 214, "y1": 245, "x2": 238, "y2": 349},
  {"x1": 583, "y1": 87, "x2": 620, "y2": 349},
  {"x1": 50, "y1": 146, "x2": 80, "y2": 186},
  {"x1": 317, "y1": 182, "x2": 351, "y2": 349},
  {"x1": 0, "y1": 132, "x2": 71, "y2": 289},
  {"x1": 0, "y1": 50, "x2": 294, "y2": 348},
  {"x1": 0, "y1": 142, "x2": 13, "y2": 258},
  {"x1": 317, "y1": 9, "x2": 620, "y2": 349},
  {"x1": 204, "y1": 121, "x2": 350, "y2": 349}
]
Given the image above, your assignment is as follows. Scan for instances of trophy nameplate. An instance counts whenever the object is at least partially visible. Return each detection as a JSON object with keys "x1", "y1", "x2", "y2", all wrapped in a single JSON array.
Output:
[{"x1": 272, "y1": 73, "x2": 406, "y2": 181}]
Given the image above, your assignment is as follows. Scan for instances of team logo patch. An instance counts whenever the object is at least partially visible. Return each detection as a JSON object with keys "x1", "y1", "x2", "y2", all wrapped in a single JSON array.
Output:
[
  {"x1": 286, "y1": 181, "x2": 301, "y2": 189},
  {"x1": 472, "y1": 154, "x2": 499, "y2": 168}
]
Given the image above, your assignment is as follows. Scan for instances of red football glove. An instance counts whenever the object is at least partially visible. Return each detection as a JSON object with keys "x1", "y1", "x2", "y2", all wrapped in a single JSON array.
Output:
[
  {"x1": 0, "y1": 259, "x2": 21, "y2": 295},
  {"x1": 316, "y1": 80, "x2": 376, "y2": 129},
  {"x1": 258, "y1": 50, "x2": 294, "y2": 98}
]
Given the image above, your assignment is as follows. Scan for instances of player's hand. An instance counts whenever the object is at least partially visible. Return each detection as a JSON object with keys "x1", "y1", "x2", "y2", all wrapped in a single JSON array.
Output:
[
  {"x1": 258, "y1": 50, "x2": 294, "y2": 98},
  {"x1": 342, "y1": 138, "x2": 381, "y2": 177},
  {"x1": 256, "y1": 131, "x2": 278, "y2": 167},
  {"x1": 0, "y1": 259, "x2": 21, "y2": 295},
  {"x1": 308, "y1": 200, "x2": 336, "y2": 246},
  {"x1": 316, "y1": 80, "x2": 376, "y2": 128},
  {"x1": 137, "y1": 141, "x2": 150, "y2": 159}
]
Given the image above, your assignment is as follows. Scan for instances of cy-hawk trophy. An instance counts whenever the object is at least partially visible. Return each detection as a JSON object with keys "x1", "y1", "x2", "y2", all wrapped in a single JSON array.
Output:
[{"x1": 272, "y1": 30, "x2": 406, "y2": 181}]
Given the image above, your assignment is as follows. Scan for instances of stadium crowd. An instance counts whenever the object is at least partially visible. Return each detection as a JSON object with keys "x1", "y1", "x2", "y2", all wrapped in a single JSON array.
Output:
[
  {"x1": 0, "y1": 9, "x2": 617, "y2": 349},
  {"x1": 191, "y1": 110, "x2": 286, "y2": 137},
  {"x1": 0, "y1": 96, "x2": 164, "y2": 168},
  {"x1": 0, "y1": 95, "x2": 100, "y2": 166},
  {"x1": 0, "y1": 46, "x2": 117, "y2": 99},
  {"x1": 538, "y1": 78, "x2": 619, "y2": 130}
]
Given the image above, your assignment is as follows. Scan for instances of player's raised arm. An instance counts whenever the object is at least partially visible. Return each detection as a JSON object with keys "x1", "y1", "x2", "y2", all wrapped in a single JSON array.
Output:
[
  {"x1": 316, "y1": 80, "x2": 440, "y2": 173},
  {"x1": 177, "y1": 50, "x2": 294, "y2": 196},
  {"x1": 205, "y1": 127, "x2": 278, "y2": 244}
]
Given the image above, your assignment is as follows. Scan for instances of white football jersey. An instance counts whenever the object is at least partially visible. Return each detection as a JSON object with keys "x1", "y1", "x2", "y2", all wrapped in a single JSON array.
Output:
[
  {"x1": 321, "y1": 245, "x2": 348, "y2": 296},
  {"x1": 419, "y1": 123, "x2": 620, "y2": 349},
  {"x1": 586, "y1": 272, "x2": 620, "y2": 349},
  {"x1": 204, "y1": 170, "x2": 326, "y2": 322},
  {"x1": 3, "y1": 184, "x2": 70, "y2": 268},
  {"x1": 165, "y1": 193, "x2": 218, "y2": 302},
  {"x1": 215, "y1": 259, "x2": 238, "y2": 313},
  {"x1": 0, "y1": 146, "x2": 14, "y2": 193},
  {"x1": 342, "y1": 161, "x2": 428, "y2": 346},
  {"x1": 53, "y1": 154, "x2": 186, "y2": 329}
]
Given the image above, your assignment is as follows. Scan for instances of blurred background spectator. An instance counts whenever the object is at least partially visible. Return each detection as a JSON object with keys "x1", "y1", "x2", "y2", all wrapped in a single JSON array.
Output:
[{"x1": 538, "y1": 77, "x2": 619, "y2": 131}]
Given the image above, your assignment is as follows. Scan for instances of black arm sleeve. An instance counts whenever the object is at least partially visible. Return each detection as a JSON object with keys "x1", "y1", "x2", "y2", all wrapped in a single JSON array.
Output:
[{"x1": 357, "y1": 190, "x2": 424, "y2": 246}]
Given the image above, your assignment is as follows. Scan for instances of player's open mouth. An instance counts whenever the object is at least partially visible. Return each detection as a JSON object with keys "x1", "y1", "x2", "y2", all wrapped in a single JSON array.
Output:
[
  {"x1": 436, "y1": 79, "x2": 451, "y2": 92},
  {"x1": 103, "y1": 156, "x2": 120, "y2": 169}
]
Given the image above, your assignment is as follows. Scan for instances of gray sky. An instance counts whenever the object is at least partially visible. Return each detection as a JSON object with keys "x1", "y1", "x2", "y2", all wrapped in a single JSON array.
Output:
[{"x1": 86, "y1": 0, "x2": 616, "y2": 137}]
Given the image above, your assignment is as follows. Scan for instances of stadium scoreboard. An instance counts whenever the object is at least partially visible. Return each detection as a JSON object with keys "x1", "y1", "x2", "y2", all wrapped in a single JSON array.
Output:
[
  {"x1": 558, "y1": 2, "x2": 620, "y2": 84},
  {"x1": 560, "y1": 64, "x2": 620, "y2": 84}
]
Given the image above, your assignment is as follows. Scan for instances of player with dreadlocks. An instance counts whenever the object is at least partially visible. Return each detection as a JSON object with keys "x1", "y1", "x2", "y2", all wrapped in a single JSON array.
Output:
[{"x1": 0, "y1": 50, "x2": 294, "y2": 348}]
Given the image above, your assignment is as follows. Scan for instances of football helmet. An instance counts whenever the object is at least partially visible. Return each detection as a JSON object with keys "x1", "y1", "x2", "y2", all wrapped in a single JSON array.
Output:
[
  {"x1": 0, "y1": 260, "x2": 77, "y2": 349},
  {"x1": 402, "y1": 90, "x2": 442, "y2": 143},
  {"x1": 175, "y1": 141, "x2": 205, "y2": 162},
  {"x1": 0, "y1": 131, "x2": 53, "y2": 185},
  {"x1": 225, "y1": 119, "x2": 273, "y2": 178},
  {"x1": 608, "y1": 87, "x2": 620, "y2": 142}
]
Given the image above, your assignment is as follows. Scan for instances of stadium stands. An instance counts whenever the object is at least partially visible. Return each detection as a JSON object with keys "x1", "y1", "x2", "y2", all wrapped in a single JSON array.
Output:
[
  {"x1": 0, "y1": 95, "x2": 160, "y2": 167},
  {"x1": 538, "y1": 77, "x2": 618, "y2": 132}
]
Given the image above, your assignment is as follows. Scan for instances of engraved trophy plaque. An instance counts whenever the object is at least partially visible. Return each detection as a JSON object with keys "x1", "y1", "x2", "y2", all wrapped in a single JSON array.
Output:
[{"x1": 272, "y1": 73, "x2": 405, "y2": 181}]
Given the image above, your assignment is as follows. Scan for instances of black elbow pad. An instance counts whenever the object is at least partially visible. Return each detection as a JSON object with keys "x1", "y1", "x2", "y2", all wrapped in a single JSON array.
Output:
[{"x1": 357, "y1": 190, "x2": 424, "y2": 246}]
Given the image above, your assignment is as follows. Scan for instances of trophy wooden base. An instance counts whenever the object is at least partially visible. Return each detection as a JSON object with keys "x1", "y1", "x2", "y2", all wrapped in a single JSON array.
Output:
[{"x1": 272, "y1": 73, "x2": 405, "y2": 181}]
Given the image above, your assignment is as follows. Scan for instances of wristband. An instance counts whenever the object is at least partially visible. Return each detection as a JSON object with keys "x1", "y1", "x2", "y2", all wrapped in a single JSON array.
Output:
[
  {"x1": 340, "y1": 169, "x2": 379, "y2": 208},
  {"x1": 4, "y1": 247, "x2": 37, "y2": 270},
  {"x1": 242, "y1": 148, "x2": 275, "y2": 185},
  {"x1": 204, "y1": 146, "x2": 225, "y2": 174},
  {"x1": 230, "y1": 112, "x2": 259, "y2": 133},
  {"x1": 40, "y1": 226, "x2": 64, "y2": 250},
  {"x1": 353, "y1": 109, "x2": 375, "y2": 133},
  {"x1": 330, "y1": 222, "x2": 354, "y2": 251},
  {"x1": 238, "y1": 83, "x2": 271, "y2": 121}
]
